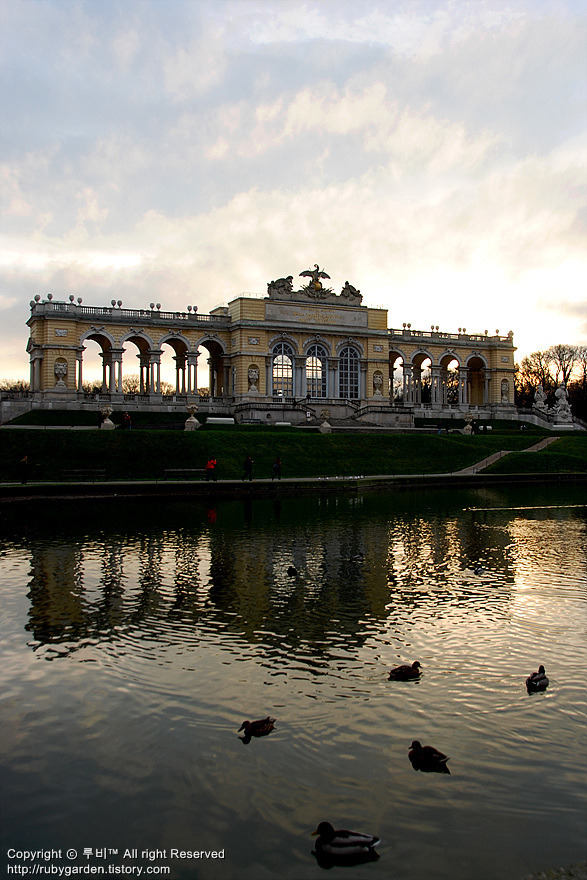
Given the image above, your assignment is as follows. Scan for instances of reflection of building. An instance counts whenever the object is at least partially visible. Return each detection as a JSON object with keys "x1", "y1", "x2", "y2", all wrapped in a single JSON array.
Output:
[{"x1": 26, "y1": 267, "x2": 517, "y2": 426}]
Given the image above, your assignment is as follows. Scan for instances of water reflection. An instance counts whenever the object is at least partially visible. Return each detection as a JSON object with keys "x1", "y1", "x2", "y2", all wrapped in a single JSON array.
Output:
[
  {"x1": 1, "y1": 485, "x2": 586, "y2": 880},
  {"x1": 6, "y1": 489, "x2": 584, "y2": 667}
]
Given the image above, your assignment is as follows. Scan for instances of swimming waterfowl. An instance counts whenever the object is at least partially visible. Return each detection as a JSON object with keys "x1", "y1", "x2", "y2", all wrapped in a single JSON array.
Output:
[
  {"x1": 238, "y1": 717, "x2": 276, "y2": 737},
  {"x1": 311, "y1": 822, "x2": 380, "y2": 862},
  {"x1": 409, "y1": 740, "x2": 450, "y2": 773},
  {"x1": 388, "y1": 661, "x2": 421, "y2": 680},
  {"x1": 526, "y1": 665, "x2": 549, "y2": 692}
]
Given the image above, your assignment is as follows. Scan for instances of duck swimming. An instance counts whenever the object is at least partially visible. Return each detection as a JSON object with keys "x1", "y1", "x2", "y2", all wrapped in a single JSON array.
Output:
[
  {"x1": 311, "y1": 822, "x2": 380, "y2": 864},
  {"x1": 238, "y1": 717, "x2": 276, "y2": 738},
  {"x1": 526, "y1": 665, "x2": 549, "y2": 692},
  {"x1": 389, "y1": 661, "x2": 421, "y2": 680},
  {"x1": 409, "y1": 740, "x2": 450, "y2": 773}
]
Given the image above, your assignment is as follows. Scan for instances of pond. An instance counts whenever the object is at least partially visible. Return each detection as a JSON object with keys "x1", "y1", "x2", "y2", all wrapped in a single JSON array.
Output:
[{"x1": 1, "y1": 484, "x2": 586, "y2": 880}]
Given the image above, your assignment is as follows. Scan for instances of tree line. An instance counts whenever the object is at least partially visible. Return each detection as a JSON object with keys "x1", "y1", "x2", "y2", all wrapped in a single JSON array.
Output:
[
  {"x1": 0, "y1": 375, "x2": 211, "y2": 397},
  {"x1": 515, "y1": 344, "x2": 587, "y2": 418}
]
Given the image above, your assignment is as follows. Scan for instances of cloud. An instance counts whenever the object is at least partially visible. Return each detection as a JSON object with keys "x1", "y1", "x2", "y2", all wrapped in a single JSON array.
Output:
[{"x1": 1, "y1": 0, "x2": 585, "y2": 380}]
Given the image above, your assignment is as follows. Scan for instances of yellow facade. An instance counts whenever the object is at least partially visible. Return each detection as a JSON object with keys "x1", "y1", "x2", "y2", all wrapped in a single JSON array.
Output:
[{"x1": 26, "y1": 275, "x2": 517, "y2": 424}]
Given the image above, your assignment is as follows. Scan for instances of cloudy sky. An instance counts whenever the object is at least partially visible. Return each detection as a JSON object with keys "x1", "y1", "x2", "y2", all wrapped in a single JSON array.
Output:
[{"x1": 1, "y1": 0, "x2": 586, "y2": 382}]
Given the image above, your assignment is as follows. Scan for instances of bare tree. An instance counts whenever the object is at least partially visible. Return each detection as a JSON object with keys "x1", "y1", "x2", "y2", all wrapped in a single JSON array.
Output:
[
  {"x1": 82, "y1": 379, "x2": 103, "y2": 394},
  {"x1": 0, "y1": 379, "x2": 30, "y2": 392},
  {"x1": 519, "y1": 350, "x2": 556, "y2": 390},
  {"x1": 547, "y1": 344, "x2": 579, "y2": 385},
  {"x1": 122, "y1": 374, "x2": 141, "y2": 394},
  {"x1": 573, "y1": 345, "x2": 587, "y2": 388}
]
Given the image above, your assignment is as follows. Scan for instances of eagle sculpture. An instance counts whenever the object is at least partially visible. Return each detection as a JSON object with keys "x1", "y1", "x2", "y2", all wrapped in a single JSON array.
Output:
[{"x1": 300, "y1": 264, "x2": 331, "y2": 291}]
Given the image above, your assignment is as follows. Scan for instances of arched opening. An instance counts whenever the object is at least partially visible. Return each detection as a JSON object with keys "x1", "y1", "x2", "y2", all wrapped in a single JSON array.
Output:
[
  {"x1": 467, "y1": 356, "x2": 487, "y2": 406},
  {"x1": 80, "y1": 332, "x2": 124, "y2": 394},
  {"x1": 201, "y1": 340, "x2": 228, "y2": 398},
  {"x1": 305, "y1": 344, "x2": 327, "y2": 398},
  {"x1": 439, "y1": 355, "x2": 461, "y2": 406},
  {"x1": 159, "y1": 337, "x2": 190, "y2": 396},
  {"x1": 412, "y1": 352, "x2": 432, "y2": 405},
  {"x1": 272, "y1": 342, "x2": 294, "y2": 397},
  {"x1": 389, "y1": 351, "x2": 405, "y2": 404},
  {"x1": 80, "y1": 335, "x2": 110, "y2": 393},
  {"x1": 338, "y1": 346, "x2": 360, "y2": 399},
  {"x1": 124, "y1": 335, "x2": 153, "y2": 394}
]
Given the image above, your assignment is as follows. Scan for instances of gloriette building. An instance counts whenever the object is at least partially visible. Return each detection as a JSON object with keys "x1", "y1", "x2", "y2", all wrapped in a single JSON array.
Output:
[{"x1": 25, "y1": 265, "x2": 517, "y2": 426}]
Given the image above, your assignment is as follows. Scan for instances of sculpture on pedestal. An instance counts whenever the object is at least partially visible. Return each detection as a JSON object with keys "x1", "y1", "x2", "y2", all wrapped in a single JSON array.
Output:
[
  {"x1": 533, "y1": 384, "x2": 547, "y2": 412},
  {"x1": 553, "y1": 383, "x2": 572, "y2": 422},
  {"x1": 247, "y1": 367, "x2": 260, "y2": 395},
  {"x1": 54, "y1": 361, "x2": 68, "y2": 387}
]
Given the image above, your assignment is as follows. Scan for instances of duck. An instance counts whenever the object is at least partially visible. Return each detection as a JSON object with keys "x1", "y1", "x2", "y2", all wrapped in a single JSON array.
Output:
[
  {"x1": 311, "y1": 822, "x2": 380, "y2": 863},
  {"x1": 526, "y1": 665, "x2": 549, "y2": 692},
  {"x1": 409, "y1": 740, "x2": 450, "y2": 773},
  {"x1": 238, "y1": 717, "x2": 276, "y2": 737},
  {"x1": 388, "y1": 660, "x2": 421, "y2": 680}
]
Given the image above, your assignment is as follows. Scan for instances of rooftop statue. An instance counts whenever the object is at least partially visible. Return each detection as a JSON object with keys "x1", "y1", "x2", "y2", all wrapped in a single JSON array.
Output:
[
  {"x1": 299, "y1": 264, "x2": 331, "y2": 294},
  {"x1": 267, "y1": 275, "x2": 293, "y2": 295},
  {"x1": 340, "y1": 281, "x2": 362, "y2": 301},
  {"x1": 267, "y1": 265, "x2": 363, "y2": 305}
]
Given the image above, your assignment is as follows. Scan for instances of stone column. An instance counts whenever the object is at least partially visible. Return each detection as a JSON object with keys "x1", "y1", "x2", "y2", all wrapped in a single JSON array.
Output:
[
  {"x1": 174, "y1": 353, "x2": 186, "y2": 394},
  {"x1": 431, "y1": 365, "x2": 442, "y2": 408},
  {"x1": 76, "y1": 350, "x2": 84, "y2": 391},
  {"x1": 413, "y1": 365, "x2": 422, "y2": 405},
  {"x1": 100, "y1": 351, "x2": 111, "y2": 393},
  {"x1": 208, "y1": 358, "x2": 215, "y2": 398},
  {"x1": 148, "y1": 350, "x2": 162, "y2": 394},
  {"x1": 484, "y1": 372, "x2": 490, "y2": 405},
  {"x1": 139, "y1": 354, "x2": 150, "y2": 393},
  {"x1": 30, "y1": 352, "x2": 42, "y2": 392},
  {"x1": 110, "y1": 349, "x2": 124, "y2": 393},
  {"x1": 187, "y1": 351, "x2": 199, "y2": 395},
  {"x1": 223, "y1": 361, "x2": 231, "y2": 398},
  {"x1": 458, "y1": 368, "x2": 468, "y2": 407},
  {"x1": 360, "y1": 360, "x2": 367, "y2": 401},
  {"x1": 328, "y1": 360, "x2": 336, "y2": 399},
  {"x1": 402, "y1": 363, "x2": 414, "y2": 406},
  {"x1": 295, "y1": 356, "x2": 304, "y2": 398}
]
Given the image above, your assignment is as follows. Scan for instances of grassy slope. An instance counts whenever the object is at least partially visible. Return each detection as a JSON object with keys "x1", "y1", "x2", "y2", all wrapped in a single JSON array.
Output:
[
  {"x1": 0, "y1": 426, "x2": 574, "y2": 482},
  {"x1": 483, "y1": 435, "x2": 587, "y2": 474}
]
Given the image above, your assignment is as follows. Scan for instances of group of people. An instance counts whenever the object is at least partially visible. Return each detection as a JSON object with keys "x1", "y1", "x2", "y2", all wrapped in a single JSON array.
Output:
[{"x1": 204, "y1": 455, "x2": 282, "y2": 482}]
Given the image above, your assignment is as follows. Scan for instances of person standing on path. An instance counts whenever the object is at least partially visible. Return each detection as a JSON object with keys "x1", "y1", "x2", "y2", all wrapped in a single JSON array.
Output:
[
  {"x1": 242, "y1": 454, "x2": 253, "y2": 481},
  {"x1": 205, "y1": 458, "x2": 217, "y2": 481},
  {"x1": 272, "y1": 457, "x2": 282, "y2": 480}
]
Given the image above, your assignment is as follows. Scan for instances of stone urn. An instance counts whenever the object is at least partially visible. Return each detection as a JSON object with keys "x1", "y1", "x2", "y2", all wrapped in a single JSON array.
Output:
[
  {"x1": 185, "y1": 403, "x2": 201, "y2": 431},
  {"x1": 100, "y1": 406, "x2": 115, "y2": 430}
]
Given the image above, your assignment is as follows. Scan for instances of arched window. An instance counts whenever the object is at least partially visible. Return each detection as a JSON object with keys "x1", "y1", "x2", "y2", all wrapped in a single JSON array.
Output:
[
  {"x1": 272, "y1": 343, "x2": 294, "y2": 397},
  {"x1": 306, "y1": 344, "x2": 327, "y2": 398},
  {"x1": 339, "y1": 347, "x2": 360, "y2": 399}
]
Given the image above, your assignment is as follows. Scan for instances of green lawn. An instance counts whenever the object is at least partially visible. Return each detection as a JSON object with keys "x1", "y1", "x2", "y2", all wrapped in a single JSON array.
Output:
[
  {"x1": 0, "y1": 426, "x2": 572, "y2": 482},
  {"x1": 483, "y1": 435, "x2": 587, "y2": 475}
]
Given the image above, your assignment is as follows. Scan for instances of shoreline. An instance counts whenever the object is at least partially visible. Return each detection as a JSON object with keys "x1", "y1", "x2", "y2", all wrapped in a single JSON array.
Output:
[{"x1": 1, "y1": 470, "x2": 585, "y2": 503}]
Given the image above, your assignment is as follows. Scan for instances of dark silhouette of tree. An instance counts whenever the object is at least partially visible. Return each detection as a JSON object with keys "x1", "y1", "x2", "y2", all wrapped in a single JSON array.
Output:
[
  {"x1": 515, "y1": 344, "x2": 586, "y2": 418},
  {"x1": 547, "y1": 344, "x2": 579, "y2": 385},
  {"x1": 0, "y1": 379, "x2": 30, "y2": 392}
]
